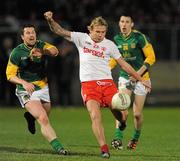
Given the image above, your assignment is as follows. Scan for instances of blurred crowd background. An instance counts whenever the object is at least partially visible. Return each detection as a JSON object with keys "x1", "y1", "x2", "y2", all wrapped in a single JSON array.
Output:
[{"x1": 0, "y1": 0, "x2": 180, "y2": 107}]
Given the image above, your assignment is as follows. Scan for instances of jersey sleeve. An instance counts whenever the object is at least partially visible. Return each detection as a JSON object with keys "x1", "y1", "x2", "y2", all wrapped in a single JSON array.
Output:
[
  {"x1": 109, "y1": 58, "x2": 117, "y2": 69},
  {"x1": 8, "y1": 49, "x2": 21, "y2": 66},
  {"x1": 6, "y1": 49, "x2": 20, "y2": 80},
  {"x1": 138, "y1": 34, "x2": 156, "y2": 67},
  {"x1": 110, "y1": 41, "x2": 122, "y2": 59},
  {"x1": 43, "y1": 42, "x2": 56, "y2": 50},
  {"x1": 70, "y1": 32, "x2": 85, "y2": 46},
  {"x1": 36, "y1": 40, "x2": 57, "y2": 55},
  {"x1": 142, "y1": 43, "x2": 156, "y2": 66},
  {"x1": 138, "y1": 33, "x2": 153, "y2": 48}
]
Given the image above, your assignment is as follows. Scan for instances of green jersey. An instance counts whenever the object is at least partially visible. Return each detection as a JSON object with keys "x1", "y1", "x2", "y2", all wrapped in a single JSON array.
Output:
[
  {"x1": 7, "y1": 40, "x2": 48, "y2": 91},
  {"x1": 114, "y1": 30, "x2": 151, "y2": 79}
]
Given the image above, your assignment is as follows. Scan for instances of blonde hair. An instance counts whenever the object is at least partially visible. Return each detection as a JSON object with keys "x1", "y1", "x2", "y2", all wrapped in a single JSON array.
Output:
[{"x1": 88, "y1": 16, "x2": 108, "y2": 31}]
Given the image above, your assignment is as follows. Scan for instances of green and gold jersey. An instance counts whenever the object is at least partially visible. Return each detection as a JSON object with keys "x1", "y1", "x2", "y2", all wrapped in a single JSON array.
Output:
[
  {"x1": 111, "y1": 30, "x2": 155, "y2": 80},
  {"x1": 6, "y1": 40, "x2": 53, "y2": 91}
]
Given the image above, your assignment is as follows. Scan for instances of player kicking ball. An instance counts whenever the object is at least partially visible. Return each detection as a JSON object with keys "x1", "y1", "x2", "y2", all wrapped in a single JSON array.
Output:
[{"x1": 44, "y1": 11, "x2": 151, "y2": 158}]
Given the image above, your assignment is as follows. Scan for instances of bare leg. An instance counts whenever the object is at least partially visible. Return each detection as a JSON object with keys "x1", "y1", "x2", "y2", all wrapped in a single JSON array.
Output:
[
  {"x1": 86, "y1": 100, "x2": 106, "y2": 146},
  {"x1": 24, "y1": 101, "x2": 51, "y2": 134},
  {"x1": 25, "y1": 100, "x2": 56, "y2": 142},
  {"x1": 41, "y1": 101, "x2": 51, "y2": 115},
  {"x1": 86, "y1": 99, "x2": 110, "y2": 158},
  {"x1": 127, "y1": 94, "x2": 146, "y2": 150},
  {"x1": 133, "y1": 95, "x2": 146, "y2": 130},
  {"x1": 25, "y1": 100, "x2": 67, "y2": 155}
]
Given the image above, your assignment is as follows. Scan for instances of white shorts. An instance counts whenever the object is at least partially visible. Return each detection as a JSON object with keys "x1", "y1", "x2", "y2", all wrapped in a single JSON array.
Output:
[
  {"x1": 118, "y1": 77, "x2": 150, "y2": 96},
  {"x1": 16, "y1": 85, "x2": 50, "y2": 108}
]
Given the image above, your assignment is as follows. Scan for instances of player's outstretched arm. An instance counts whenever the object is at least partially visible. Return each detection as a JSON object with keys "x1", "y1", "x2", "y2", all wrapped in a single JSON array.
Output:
[
  {"x1": 116, "y1": 57, "x2": 142, "y2": 81},
  {"x1": 44, "y1": 11, "x2": 71, "y2": 41},
  {"x1": 116, "y1": 57, "x2": 151, "y2": 91}
]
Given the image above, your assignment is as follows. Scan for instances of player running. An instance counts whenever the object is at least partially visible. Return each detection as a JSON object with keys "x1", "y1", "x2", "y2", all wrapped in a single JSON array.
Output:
[
  {"x1": 6, "y1": 24, "x2": 68, "y2": 155},
  {"x1": 109, "y1": 13, "x2": 156, "y2": 150}
]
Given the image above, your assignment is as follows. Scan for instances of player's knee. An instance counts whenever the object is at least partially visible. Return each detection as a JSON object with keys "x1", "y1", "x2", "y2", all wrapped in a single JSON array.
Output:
[
  {"x1": 38, "y1": 113, "x2": 49, "y2": 125},
  {"x1": 90, "y1": 111, "x2": 100, "y2": 122},
  {"x1": 134, "y1": 113, "x2": 142, "y2": 120}
]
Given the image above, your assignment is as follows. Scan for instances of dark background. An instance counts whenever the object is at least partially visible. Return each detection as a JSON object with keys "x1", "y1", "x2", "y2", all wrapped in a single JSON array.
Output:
[{"x1": 0, "y1": 0, "x2": 180, "y2": 107}]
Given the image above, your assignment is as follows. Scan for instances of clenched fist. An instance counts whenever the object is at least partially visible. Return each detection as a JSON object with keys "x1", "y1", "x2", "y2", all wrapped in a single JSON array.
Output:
[
  {"x1": 30, "y1": 48, "x2": 43, "y2": 62},
  {"x1": 44, "y1": 11, "x2": 53, "y2": 21}
]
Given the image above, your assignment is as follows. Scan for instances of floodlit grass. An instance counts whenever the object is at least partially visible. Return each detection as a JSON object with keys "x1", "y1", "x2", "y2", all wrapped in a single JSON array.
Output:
[{"x1": 0, "y1": 106, "x2": 180, "y2": 161}]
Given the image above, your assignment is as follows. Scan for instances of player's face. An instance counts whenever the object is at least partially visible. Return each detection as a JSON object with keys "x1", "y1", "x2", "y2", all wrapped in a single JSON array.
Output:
[
  {"x1": 21, "y1": 27, "x2": 37, "y2": 47},
  {"x1": 89, "y1": 25, "x2": 107, "y2": 43},
  {"x1": 119, "y1": 16, "x2": 134, "y2": 36}
]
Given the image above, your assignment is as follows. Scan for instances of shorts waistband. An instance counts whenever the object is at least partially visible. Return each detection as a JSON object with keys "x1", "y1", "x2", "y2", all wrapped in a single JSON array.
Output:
[
  {"x1": 81, "y1": 79, "x2": 113, "y2": 85},
  {"x1": 96, "y1": 81, "x2": 112, "y2": 86}
]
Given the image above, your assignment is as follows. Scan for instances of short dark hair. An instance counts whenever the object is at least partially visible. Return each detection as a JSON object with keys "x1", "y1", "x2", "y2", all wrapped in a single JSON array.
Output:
[
  {"x1": 121, "y1": 12, "x2": 134, "y2": 22},
  {"x1": 20, "y1": 24, "x2": 36, "y2": 35}
]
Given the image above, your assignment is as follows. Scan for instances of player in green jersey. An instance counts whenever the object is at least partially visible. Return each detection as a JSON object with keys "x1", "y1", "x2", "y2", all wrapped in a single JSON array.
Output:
[
  {"x1": 109, "y1": 13, "x2": 156, "y2": 150},
  {"x1": 6, "y1": 24, "x2": 68, "y2": 155}
]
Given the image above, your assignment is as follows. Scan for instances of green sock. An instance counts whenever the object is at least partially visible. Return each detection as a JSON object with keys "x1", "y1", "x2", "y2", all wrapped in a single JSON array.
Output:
[
  {"x1": 50, "y1": 138, "x2": 63, "y2": 152},
  {"x1": 132, "y1": 129, "x2": 141, "y2": 141},
  {"x1": 114, "y1": 128, "x2": 123, "y2": 140}
]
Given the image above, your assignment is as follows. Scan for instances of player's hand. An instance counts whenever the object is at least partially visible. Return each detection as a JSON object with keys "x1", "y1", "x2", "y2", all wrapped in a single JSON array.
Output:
[
  {"x1": 30, "y1": 48, "x2": 43, "y2": 60},
  {"x1": 141, "y1": 80, "x2": 151, "y2": 93},
  {"x1": 44, "y1": 11, "x2": 53, "y2": 21},
  {"x1": 126, "y1": 81, "x2": 136, "y2": 91},
  {"x1": 22, "y1": 81, "x2": 35, "y2": 95},
  {"x1": 129, "y1": 76, "x2": 136, "y2": 82}
]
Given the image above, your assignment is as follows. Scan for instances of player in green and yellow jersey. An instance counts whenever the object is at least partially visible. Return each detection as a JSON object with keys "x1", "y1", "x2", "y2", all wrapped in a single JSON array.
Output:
[
  {"x1": 6, "y1": 24, "x2": 68, "y2": 155},
  {"x1": 109, "y1": 13, "x2": 156, "y2": 150}
]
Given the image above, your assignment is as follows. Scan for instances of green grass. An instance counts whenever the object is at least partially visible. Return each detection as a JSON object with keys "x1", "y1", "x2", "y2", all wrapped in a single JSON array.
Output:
[{"x1": 0, "y1": 107, "x2": 180, "y2": 161}]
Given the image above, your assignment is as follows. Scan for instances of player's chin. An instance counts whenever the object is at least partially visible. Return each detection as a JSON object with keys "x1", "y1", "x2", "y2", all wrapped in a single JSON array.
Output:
[
  {"x1": 28, "y1": 41, "x2": 36, "y2": 46},
  {"x1": 95, "y1": 38, "x2": 104, "y2": 43},
  {"x1": 121, "y1": 30, "x2": 127, "y2": 34}
]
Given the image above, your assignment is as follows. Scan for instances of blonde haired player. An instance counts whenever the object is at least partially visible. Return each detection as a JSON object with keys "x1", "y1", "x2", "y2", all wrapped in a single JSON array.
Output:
[{"x1": 44, "y1": 11, "x2": 151, "y2": 158}]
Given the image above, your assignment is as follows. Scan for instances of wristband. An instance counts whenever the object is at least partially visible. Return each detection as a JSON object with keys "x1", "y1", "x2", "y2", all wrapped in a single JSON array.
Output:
[{"x1": 143, "y1": 62, "x2": 150, "y2": 70}]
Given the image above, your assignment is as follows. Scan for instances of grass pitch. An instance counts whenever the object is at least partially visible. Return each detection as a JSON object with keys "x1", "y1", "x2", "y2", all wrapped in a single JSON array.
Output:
[{"x1": 0, "y1": 106, "x2": 180, "y2": 161}]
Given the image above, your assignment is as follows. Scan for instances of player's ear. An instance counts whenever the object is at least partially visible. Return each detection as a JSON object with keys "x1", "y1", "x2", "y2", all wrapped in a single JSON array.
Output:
[
  {"x1": 131, "y1": 22, "x2": 134, "y2": 28},
  {"x1": 21, "y1": 35, "x2": 24, "y2": 41},
  {"x1": 87, "y1": 26, "x2": 91, "y2": 32}
]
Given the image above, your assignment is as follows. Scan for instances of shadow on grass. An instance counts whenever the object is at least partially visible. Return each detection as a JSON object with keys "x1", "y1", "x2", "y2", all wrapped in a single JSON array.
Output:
[
  {"x1": 0, "y1": 146, "x2": 53, "y2": 155},
  {"x1": 1, "y1": 146, "x2": 180, "y2": 160},
  {"x1": 0, "y1": 146, "x2": 99, "y2": 157},
  {"x1": 112, "y1": 152, "x2": 180, "y2": 160}
]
